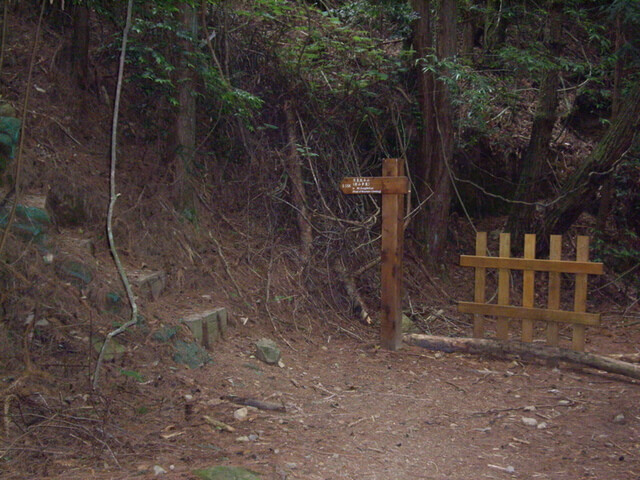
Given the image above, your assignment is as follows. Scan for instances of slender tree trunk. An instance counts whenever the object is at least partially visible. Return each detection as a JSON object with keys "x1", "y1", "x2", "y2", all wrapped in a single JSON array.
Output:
[
  {"x1": 506, "y1": 1, "x2": 562, "y2": 243},
  {"x1": 174, "y1": 3, "x2": 198, "y2": 214},
  {"x1": 71, "y1": 3, "x2": 90, "y2": 89},
  {"x1": 284, "y1": 101, "x2": 313, "y2": 261},
  {"x1": 541, "y1": 81, "x2": 640, "y2": 240},
  {"x1": 410, "y1": 0, "x2": 435, "y2": 238},
  {"x1": 596, "y1": 13, "x2": 626, "y2": 232}
]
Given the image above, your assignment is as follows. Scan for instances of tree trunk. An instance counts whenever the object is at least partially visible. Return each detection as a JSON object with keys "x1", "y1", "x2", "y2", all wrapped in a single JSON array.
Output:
[
  {"x1": 405, "y1": 334, "x2": 640, "y2": 381},
  {"x1": 174, "y1": 3, "x2": 198, "y2": 214},
  {"x1": 596, "y1": 13, "x2": 626, "y2": 232},
  {"x1": 540, "y1": 81, "x2": 640, "y2": 240},
  {"x1": 411, "y1": 0, "x2": 457, "y2": 264},
  {"x1": 284, "y1": 101, "x2": 313, "y2": 261},
  {"x1": 506, "y1": 1, "x2": 562, "y2": 243},
  {"x1": 71, "y1": 3, "x2": 90, "y2": 89},
  {"x1": 410, "y1": 0, "x2": 435, "y2": 216}
]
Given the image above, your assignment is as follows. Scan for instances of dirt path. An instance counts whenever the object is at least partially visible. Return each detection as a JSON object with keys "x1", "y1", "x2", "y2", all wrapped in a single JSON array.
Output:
[{"x1": 102, "y1": 325, "x2": 640, "y2": 480}]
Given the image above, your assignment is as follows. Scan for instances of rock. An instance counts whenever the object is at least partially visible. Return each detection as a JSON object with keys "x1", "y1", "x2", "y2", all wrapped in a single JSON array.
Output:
[
  {"x1": 152, "y1": 325, "x2": 178, "y2": 343},
  {"x1": 92, "y1": 338, "x2": 126, "y2": 361},
  {"x1": 537, "y1": 422, "x2": 548, "y2": 430},
  {"x1": 0, "y1": 204, "x2": 51, "y2": 244},
  {"x1": 173, "y1": 340, "x2": 210, "y2": 369},
  {"x1": 613, "y1": 413, "x2": 625, "y2": 424},
  {"x1": 153, "y1": 465, "x2": 167, "y2": 475},
  {"x1": 521, "y1": 417, "x2": 538, "y2": 427},
  {"x1": 233, "y1": 407, "x2": 248, "y2": 421},
  {"x1": 0, "y1": 115, "x2": 21, "y2": 162},
  {"x1": 55, "y1": 259, "x2": 93, "y2": 287},
  {"x1": 255, "y1": 338, "x2": 281, "y2": 365},
  {"x1": 401, "y1": 314, "x2": 419, "y2": 333},
  {"x1": 193, "y1": 466, "x2": 261, "y2": 480}
]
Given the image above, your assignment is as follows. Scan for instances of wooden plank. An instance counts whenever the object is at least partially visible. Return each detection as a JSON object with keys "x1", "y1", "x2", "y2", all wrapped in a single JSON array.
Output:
[
  {"x1": 458, "y1": 302, "x2": 601, "y2": 326},
  {"x1": 522, "y1": 234, "x2": 536, "y2": 342},
  {"x1": 340, "y1": 176, "x2": 410, "y2": 195},
  {"x1": 380, "y1": 159, "x2": 404, "y2": 350},
  {"x1": 473, "y1": 232, "x2": 487, "y2": 338},
  {"x1": 547, "y1": 235, "x2": 561, "y2": 346},
  {"x1": 497, "y1": 233, "x2": 511, "y2": 340},
  {"x1": 573, "y1": 236, "x2": 589, "y2": 351},
  {"x1": 459, "y1": 256, "x2": 603, "y2": 275}
]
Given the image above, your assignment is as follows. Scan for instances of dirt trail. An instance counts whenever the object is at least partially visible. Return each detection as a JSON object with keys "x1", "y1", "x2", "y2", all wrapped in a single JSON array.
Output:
[{"x1": 97, "y1": 324, "x2": 640, "y2": 480}]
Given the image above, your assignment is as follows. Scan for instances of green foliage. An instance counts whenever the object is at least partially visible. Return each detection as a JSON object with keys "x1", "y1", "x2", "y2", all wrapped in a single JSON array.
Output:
[{"x1": 120, "y1": 368, "x2": 146, "y2": 382}]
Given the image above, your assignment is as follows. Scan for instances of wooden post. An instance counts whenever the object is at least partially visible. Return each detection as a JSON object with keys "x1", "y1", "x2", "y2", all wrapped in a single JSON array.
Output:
[
  {"x1": 496, "y1": 233, "x2": 511, "y2": 340},
  {"x1": 521, "y1": 234, "x2": 536, "y2": 342},
  {"x1": 547, "y1": 235, "x2": 561, "y2": 346},
  {"x1": 573, "y1": 236, "x2": 589, "y2": 351},
  {"x1": 381, "y1": 158, "x2": 405, "y2": 350},
  {"x1": 340, "y1": 158, "x2": 409, "y2": 351},
  {"x1": 473, "y1": 232, "x2": 487, "y2": 338}
]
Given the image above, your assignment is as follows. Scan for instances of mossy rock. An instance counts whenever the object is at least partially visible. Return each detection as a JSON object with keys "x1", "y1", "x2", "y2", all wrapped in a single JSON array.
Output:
[
  {"x1": 173, "y1": 340, "x2": 210, "y2": 369},
  {"x1": 0, "y1": 205, "x2": 50, "y2": 243},
  {"x1": 55, "y1": 259, "x2": 93, "y2": 287},
  {"x1": 193, "y1": 466, "x2": 261, "y2": 480},
  {"x1": 92, "y1": 338, "x2": 126, "y2": 361},
  {"x1": 0, "y1": 116, "x2": 21, "y2": 161}
]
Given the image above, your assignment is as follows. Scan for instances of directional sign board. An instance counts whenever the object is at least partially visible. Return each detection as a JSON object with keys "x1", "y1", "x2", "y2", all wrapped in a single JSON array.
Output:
[{"x1": 340, "y1": 176, "x2": 410, "y2": 195}]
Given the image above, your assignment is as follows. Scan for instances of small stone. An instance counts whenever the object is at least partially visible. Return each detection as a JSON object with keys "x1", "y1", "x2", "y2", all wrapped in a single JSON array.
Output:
[
  {"x1": 523, "y1": 405, "x2": 536, "y2": 412},
  {"x1": 255, "y1": 338, "x2": 281, "y2": 365},
  {"x1": 613, "y1": 413, "x2": 625, "y2": 424},
  {"x1": 537, "y1": 422, "x2": 548, "y2": 429},
  {"x1": 278, "y1": 359, "x2": 285, "y2": 368},
  {"x1": 43, "y1": 252, "x2": 54, "y2": 264},
  {"x1": 248, "y1": 433, "x2": 259, "y2": 441},
  {"x1": 521, "y1": 417, "x2": 538, "y2": 427},
  {"x1": 234, "y1": 407, "x2": 249, "y2": 421},
  {"x1": 558, "y1": 400, "x2": 570, "y2": 406},
  {"x1": 153, "y1": 465, "x2": 167, "y2": 475},
  {"x1": 236, "y1": 436, "x2": 250, "y2": 442}
]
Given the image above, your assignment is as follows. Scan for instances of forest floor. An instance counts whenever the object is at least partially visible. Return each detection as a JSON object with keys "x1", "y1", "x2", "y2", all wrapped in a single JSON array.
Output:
[{"x1": 1, "y1": 6, "x2": 640, "y2": 480}]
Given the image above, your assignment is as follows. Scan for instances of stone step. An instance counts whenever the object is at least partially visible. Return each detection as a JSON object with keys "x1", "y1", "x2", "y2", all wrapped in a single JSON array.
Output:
[
  {"x1": 181, "y1": 308, "x2": 228, "y2": 350},
  {"x1": 130, "y1": 270, "x2": 166, "y2": 301}
]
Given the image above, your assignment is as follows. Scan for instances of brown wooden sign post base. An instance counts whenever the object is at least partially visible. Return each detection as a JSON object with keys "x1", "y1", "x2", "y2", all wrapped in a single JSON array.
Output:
[{"x1": 340, "y1": 158, "x2": 409, "y2": 350}]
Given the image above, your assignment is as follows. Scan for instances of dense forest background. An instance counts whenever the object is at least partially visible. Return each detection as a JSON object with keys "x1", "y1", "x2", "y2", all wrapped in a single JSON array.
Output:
[{"x1": 1, "y1": 0, "x2": 640, "y2": 477}]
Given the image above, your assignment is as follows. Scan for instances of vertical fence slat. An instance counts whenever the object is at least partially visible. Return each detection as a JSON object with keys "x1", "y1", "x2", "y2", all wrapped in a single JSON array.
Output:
[
  {"x1": 573, "y1": 236, "x2": 589, "y2": 351},
  {"x1": 497, "y1": 233, "x2": 511, "y2": 340},
  {"x1": 547, "y1": 235, "x2": 562, "y2": 346},
  {"x1": 522, "y1": 234, "x2": 536, "y2": 342},
  {"x1": 473, "y1": 232, "x2": 487, "y2": 338}
]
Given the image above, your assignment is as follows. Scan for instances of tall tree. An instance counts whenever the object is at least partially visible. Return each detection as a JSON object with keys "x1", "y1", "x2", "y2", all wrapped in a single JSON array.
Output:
[
  {"x1": 174, "y1": 2, "x2": 198, "y2": 214},
  {"x1": 506, "y1": 0, "x2": 562, "y2": 242},
  {"x1": 411, "y1": 0, "x2": 458, "y2": 263}
]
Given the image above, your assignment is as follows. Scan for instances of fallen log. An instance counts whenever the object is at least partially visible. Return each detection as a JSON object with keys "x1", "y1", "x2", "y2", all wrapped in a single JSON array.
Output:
[
  {"x1": 221, "y1": 395, "x2": 286, "y2": 412},
  {"x1": 404, "y1": 334, "x2": 640, "y2": 381}
]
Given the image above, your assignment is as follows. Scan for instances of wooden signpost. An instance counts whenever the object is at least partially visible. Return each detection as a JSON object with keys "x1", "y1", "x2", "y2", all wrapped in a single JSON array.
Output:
[{"x1": 340, "y1": 158, "x2": 410, "y2": 350}]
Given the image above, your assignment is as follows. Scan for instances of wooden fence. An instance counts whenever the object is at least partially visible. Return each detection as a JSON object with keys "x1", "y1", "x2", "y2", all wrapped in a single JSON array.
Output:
[{"x1": 458, "y1": 233, "x2": 604, "y2": 351}]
